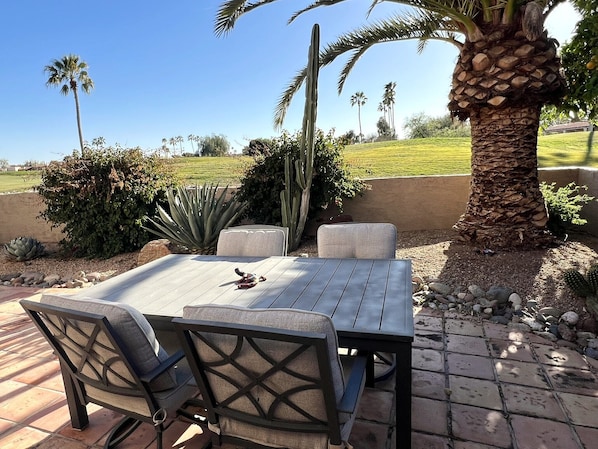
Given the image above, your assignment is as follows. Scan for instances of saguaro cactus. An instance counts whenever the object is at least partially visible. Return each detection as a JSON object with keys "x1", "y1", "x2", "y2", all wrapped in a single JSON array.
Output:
[{"x1": 281, "y1": 23, "x2": 319, "y2": 252}]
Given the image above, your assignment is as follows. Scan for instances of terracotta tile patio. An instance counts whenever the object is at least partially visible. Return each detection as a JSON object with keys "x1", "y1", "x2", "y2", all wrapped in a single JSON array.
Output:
[{"x1": 1, "y1": 285, "x2": 597, "y2": 448}]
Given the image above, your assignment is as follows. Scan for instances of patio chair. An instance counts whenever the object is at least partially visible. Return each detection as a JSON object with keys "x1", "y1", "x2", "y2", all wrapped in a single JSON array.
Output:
[
  {"x1": 173, "y1": 305, "x2": 366, "y2": 449},
  {"x1": 20, "y1": 294, "x2": 198, "y2": 449},
  {"x1": 317, "y1": 222, "x2": 397, "y2": 259},
  {"x1": 216, "y1": 228, "x2": 287, "y2": 257},
  {"x1": 317, "y1": 222, "x2": 398, "y2": 382},
  {"x1": 229, "y1": 224, "x2": 289, "y2": 255}
]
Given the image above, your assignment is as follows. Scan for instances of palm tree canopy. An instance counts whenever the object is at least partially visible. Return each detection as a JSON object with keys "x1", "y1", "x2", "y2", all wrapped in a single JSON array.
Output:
[
  {"x1": 44, "y1": 54, "x2": 94, "y2": 95},
  {"x1": 216, "y1": 0, "x2": 566, "y2": 127}
]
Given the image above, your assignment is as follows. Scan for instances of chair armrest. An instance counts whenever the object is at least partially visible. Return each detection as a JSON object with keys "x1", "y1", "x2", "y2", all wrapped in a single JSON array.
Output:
[
  {"x1": 140, "y1": 350, "x2": 185, "y2": 384},
  {"x1": 338, "y1": 355, "x2": 367, "y2": 413}
]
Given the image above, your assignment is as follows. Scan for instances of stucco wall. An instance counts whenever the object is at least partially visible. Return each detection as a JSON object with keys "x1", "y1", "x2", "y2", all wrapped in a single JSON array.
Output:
[{"x1": 1, "y1": 167, "x2": 597, "y2": 245}]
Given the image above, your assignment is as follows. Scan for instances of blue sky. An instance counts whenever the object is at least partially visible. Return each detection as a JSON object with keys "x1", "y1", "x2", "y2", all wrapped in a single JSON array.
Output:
[{"x1": 0, "y1": 1, "x2": 581, "y2": 164}]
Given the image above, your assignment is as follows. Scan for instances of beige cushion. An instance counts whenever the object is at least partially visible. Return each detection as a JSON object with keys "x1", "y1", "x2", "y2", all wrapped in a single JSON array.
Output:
[
  {"x1": 317, "y1": 222, "x2": 397, "y2": 259},
  {"x1": 216, "y1": 229, "x2": 287, "y2": 257},
  {"x1": 40, "y1": 294, "x2": 177, "y2": 391},
  {"x1": 183, "y1": 305, "x2": 352, "y2": 449}
]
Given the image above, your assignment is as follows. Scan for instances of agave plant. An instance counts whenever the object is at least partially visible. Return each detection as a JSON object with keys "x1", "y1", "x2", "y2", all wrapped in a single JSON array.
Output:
[
  {"x1": 4, "y1": 236, "x2": 46, "y2": 261},
  {"x1": 143, "y1": 184, "x2": 247, "y2": 253}
]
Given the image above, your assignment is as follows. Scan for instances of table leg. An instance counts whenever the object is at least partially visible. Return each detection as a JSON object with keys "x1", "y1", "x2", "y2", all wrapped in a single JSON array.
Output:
[
  {"x1": 60, "y1": 361, "x2": 89, "y2": 430},
  {"x1": 395, "y1": 343, "x2": 412, "y2": 449}
]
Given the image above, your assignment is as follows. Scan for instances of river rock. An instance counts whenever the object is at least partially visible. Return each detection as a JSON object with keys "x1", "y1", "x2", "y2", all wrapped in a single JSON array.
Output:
[
  {"x1": 508, "y1": 293, "x2": 522, "y2": 307},
  {"x1": 468, "y1": 285, "x2": 485, "y2": 298},
  {"x1": 538, "y1": 307, "x2": 561, "y2": 318},
  {"x1": 536, "y1": 331, "x2": 558, "y2": 342},
  {"x1": 429, "y1": 282, "x2": 452, "y2": 295},
  {"x1": 560, "y1": 311, "x2": 579, "y2": 326},
  {"x1": 486, "y1": 286, "x2": 513, "y2": 305},
  {"x1": 557, "y1": 323, "x2": 577, "y2": 342}
]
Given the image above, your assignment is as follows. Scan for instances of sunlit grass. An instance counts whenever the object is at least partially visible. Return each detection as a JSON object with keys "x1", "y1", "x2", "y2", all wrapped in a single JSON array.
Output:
[{"x1": 1, "y1": 132, "x2": 594, "y2": 193}]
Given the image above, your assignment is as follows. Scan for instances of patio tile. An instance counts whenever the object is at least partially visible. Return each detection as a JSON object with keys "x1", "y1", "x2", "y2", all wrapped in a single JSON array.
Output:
[
  {"x1": 511, "y1": 414, "x2": 580, "y2": 449},
  {"x1": 412, "y1": 348, "x2": 445, "y2": 372},
  {"x1": 454, "y1": 442, "x2": 504, "y2": 449},
  {"x1": 413, "y1": 315, "x2": 443, "y2": 332},
  {"x1": 24, "y1": 398, "x2": 71, "y2": 432},
  {"x1": 544, "y1": 366, "x2": 598, "y2": 396},
  {"x1": 38, "y1": 371, "x2": 67, "y2": 393},
  {"x1": 494, "y1": 359, "x2": 550, "y2": 389},
  {"x1": 0, "y1": 383, "x2": 63, "y2": 422},
  {"x1": 0, "y1": 425, "x2": 51, "y2": 449},
  {"x1": 411, "y1": 432, "x2": 451, "y2": 449},
  {"x1": 58, "y1": 407, "x2": 123, "y2": 445},
  {"x1": 557, "y1": 392, "x2": 598, "y2": 427},
  {"x1": 357, "y1": 387, "x2": 394, "y2": 423},
  {"x1": 0, "y1": 326, "x2": 54, "y2": 358},
  {"x1": 26, "y1": 435, "x2": 91, "y2": 449},
  {"x1": 501, "y1": 384, "x2": 567, "y2": 421},
  {"x1": 451, "y1": 403, "x2": 510, "y2": 448},
  {"x1": 96, "y1": 420, "x2": 155, "y2": 448},
  {"x1": 411, "y1": 396, "x2": 448, "y2": 435},
  {"x1": 445, "y1": 319, "x2": 484, "y2": 337},
  {"x1": 412, "y1": 369, "x2": 447, "y2": 400},
  {"x1": 413, "y1": 331, "x2": 444, "y2": 350},
  {"x1": 446, "y1": 353, "x2": 495, "y2": 380},
  {"x1": 12, "y1": 358, "x2": 61, "y2": 385},
  {"x1": 0, "y1": 416, "x2": 15, "y2": 434},
  {"x1": 483, "y1": 322, "x2": 526, "y2": 341},
  {"x1": 488, "y1": 339, "x2": 535, "y2": 362},
  {"x1": 0, "y1": 352, "x2": 53, "y2": 381},
  {"x1": 532, "y1": 343, "x2": 589, "y2": 369},
  {"x1": 575, "y1": 425, "x2": 598, "y2": 449},
  {"x1": 446, "y1": 334, "x2": 489, "y2": 356},
  {"x1": 164, "y1": 421, "x2": 211, "y2": 449},
  {"x1": 448, "y1": 375, "x2": 502, "y2": 410},
  {"x1": 350, "y1": 420, "x2": 388, "y2": 449}
]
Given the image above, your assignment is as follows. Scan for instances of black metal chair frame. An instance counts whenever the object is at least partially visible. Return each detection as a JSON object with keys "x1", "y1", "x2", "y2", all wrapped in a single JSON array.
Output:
[
  {"x1": 173, "y1": 317, "x2": 366, "y2": 449},
  {"x1": 21, "y1": 299, "x2": 187, "y2": 449}
]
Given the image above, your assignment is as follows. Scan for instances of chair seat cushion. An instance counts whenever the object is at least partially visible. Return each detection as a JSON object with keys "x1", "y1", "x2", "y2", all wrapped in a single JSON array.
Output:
[{"x1": 40, "y1": 294, "x2": 177, "y2": 391}]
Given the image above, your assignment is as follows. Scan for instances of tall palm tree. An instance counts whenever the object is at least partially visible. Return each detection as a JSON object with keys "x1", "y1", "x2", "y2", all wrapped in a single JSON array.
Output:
[
  {"x1": 350, "y1": 91, "x2": 367, "y2": 142},
  {"x1": 44, "y1": 54, "x2": 94, "y2": 152},
  {"x1": 216, "y1": 0, "x2": 566, "y2": 249},
  {"x1": 188, "y1": 134, "x2": 197, "y2": 154},
  {"x1": 383, "y1": 81, "x2": 397, "y2": 134}
]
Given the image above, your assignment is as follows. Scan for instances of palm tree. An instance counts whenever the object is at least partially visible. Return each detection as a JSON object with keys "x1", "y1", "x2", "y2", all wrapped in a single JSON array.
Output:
[
  {"x1": 176, "y1": 135, "x2": 184, "y2": 155},
  {"x1": 44, "y1": 54, "x2": 94, "y2": 152},
  {"x1": 215, "y1": 0, "x2": 566, "y2": 249},
  {"x1": 350, "y1": 91, "x2": 367, "y2": 143},
  {"x1": 188, "y1": 134, "x2": 197, "y2": 154},
  {"x1": 383, "y1": 82, "x2": 397, "y2": 134}
]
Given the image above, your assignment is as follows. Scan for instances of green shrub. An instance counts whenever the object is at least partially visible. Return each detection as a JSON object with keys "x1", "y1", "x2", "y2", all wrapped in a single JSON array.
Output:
[
  {"x1": 237, "y1": 130, "x2": 366, "y2": 226},
  {"x1": 37, "y1": 146, "x2": 177, "y2": 258},
  {"x1": 540, "y1": 181, "x2": 596, "y2": 237},
  {"x1": 143, "y1": 184, "x2": 247, "y2": 253}
]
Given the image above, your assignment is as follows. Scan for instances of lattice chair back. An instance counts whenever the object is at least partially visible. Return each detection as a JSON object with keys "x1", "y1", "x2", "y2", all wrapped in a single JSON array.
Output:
[
  {"x1": 20, "y1": 295, "x2": 196, "y2": 449},
  {"x1": 174, "y1": 305, "x2": 366, "y2": 449}
]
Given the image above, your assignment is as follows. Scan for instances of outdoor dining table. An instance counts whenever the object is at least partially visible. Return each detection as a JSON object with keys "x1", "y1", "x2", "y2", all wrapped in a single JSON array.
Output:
[{"x1": 68, "y1": 254, "x2": 414, "y2": 447}]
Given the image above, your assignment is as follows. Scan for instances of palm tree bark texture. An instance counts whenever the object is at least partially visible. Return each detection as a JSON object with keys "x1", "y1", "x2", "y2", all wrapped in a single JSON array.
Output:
[
  {"x1": 215, "y1": 0, "x2": 568, "y2": 249},
  {"x1": 449, "y1": 28, "x2": 565, "y2": 248}
]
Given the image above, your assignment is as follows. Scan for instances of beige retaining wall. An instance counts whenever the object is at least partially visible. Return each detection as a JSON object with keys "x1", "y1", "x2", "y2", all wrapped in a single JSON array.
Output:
[{"x1": 1, "y1": 167, "x2": 597, "y2": 245}]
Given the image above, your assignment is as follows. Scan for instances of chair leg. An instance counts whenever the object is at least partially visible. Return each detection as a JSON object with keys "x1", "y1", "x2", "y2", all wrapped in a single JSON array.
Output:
[{"x1": 104, "y1": 416, "x2": 142, "y2": 449}]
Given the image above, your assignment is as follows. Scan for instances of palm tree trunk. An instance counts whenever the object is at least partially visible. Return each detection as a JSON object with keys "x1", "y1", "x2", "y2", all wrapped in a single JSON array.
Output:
[
  {"x1": 358, "y1": 106, "x2": 363, "y2": 143},
  {"x1": 453, "y1": 105, "x2": 553, "y2": 249},
  {"x1": 73, "y1": 87, "x2": 84, "y2": 152}
]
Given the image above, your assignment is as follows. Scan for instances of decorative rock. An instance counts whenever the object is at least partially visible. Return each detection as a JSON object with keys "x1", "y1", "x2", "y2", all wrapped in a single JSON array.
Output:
[
  {"x1": 535, "y1": 331, "x2": 558, "y2": 342},
  {"x1": 138, "y1": 239, "x2": 179, "y2": 266},
  {"x1": 486, "y1": 286, "x2": 513, "y2": 305},
  {"x1": 558, "y1": 340, "x2": 580, "y2": 350},
  {"x1": 560, "y1": 311, "x2": 579, "y2": 326},
  {"x1": 479, "y1": 298, "x2": 498, "y2": 308},
  {"x1": 468, "y1": 285, "x2": 485, "y2": 298},
  {"x1": 587, "y1": 338, "x2": 598, "y2": 350},
  {"x1": 489, "y1": 316, "x2": 510, "y2": 325},
  {"x1": 483, "y1": 307, "x2": 493, "y2": 315},
  {"x1": 509, "y1": 293, "x2": 522, "y2": 307},
  {"x1": 521, "y1": 317, "x2": 544, "y2": 331},
  {"x1": 429, "y1": 282, "x2": 452, "y2": 295},
  {"x1": 526, "y1": 300, "x2": 538, "y2": 310},
  {"x1": 578, "y1": 317, "x2": 598, "y2": 333},
  {"x1": 472, "y1": 304, "x2": 482, "y2": 313},
  {"x1": 557, "y1": 323, "x2": 576, "y2": 342},
  {"x1": 508, "y1": 322, "x2": 532, "y2": 332},
  {"x1": 538, "y1": 307, "x2": 561, "y2": 319},
  {"x1": 21, "y1": 272, "x2": 45, "y2": 284},
  {"x1": 457, "y1": 292, "x2": 467, "y2": 300},
  {"x1": 584, "y1": 347, "x2": 598, "y2": 360},
  {"x1": 0, "y1": 273, "x2": 20, "y2": 282}
]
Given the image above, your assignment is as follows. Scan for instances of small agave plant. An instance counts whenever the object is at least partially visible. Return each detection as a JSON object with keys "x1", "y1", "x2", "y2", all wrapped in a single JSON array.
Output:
[
  {"x1": 143, "y1": 184, "x2": 247, "y2": 254},
  {"x1": 4, "y1": 236, "x2": 46, "y2": 261}
]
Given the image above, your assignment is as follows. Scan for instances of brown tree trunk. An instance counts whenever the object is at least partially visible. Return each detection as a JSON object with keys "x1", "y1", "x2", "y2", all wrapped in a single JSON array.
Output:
[{"x1": 453, "y1": 105, "x2": 554, "y2": 249}]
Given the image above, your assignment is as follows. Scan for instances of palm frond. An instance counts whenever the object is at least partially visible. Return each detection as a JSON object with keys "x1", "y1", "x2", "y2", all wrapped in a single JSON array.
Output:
[
  {"x1": 288, "y1": 0, "x2": 348, "y2": 24},
  {"x1": 337, "y1": 46, "x2": 371, "y2": 94},
  {"x1": 215, "y1": 0, "x2": 279, "y2": 36}
]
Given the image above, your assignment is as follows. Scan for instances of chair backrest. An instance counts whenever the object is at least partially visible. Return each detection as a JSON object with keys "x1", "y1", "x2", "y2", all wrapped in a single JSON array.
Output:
[
  {"x1": 216, "y1": 228, "x2": 287, "y2": 257},
  {"x1": 317, "y1": 222, "x2": 397, "y2": 259},
  {"x1": 173, "y1": 305, "x2": 348, "y2": 449},
  {"x1": 230, "y1": 225, "x2": 289, "y2": 255},
  {"x1": 20, "y1": 295, "x2": 177, "y2": 419}
]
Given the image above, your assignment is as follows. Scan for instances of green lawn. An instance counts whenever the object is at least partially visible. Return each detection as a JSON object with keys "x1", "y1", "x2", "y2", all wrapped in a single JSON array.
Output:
[{"x1": 2, "y1": 132, "x2": 594, "y2": 193}]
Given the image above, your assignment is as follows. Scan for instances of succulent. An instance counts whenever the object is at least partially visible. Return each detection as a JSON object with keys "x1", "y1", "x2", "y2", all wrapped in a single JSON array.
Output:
[
  {"x1": 587, "y1": 264, "x2": 598, "y2": 294},
  {"x1": 4, "y1": 237, "x2": 46, "y2": 261},
  {"x1": 564, "y1": 269, "x2": 595, "y2": 298}
]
